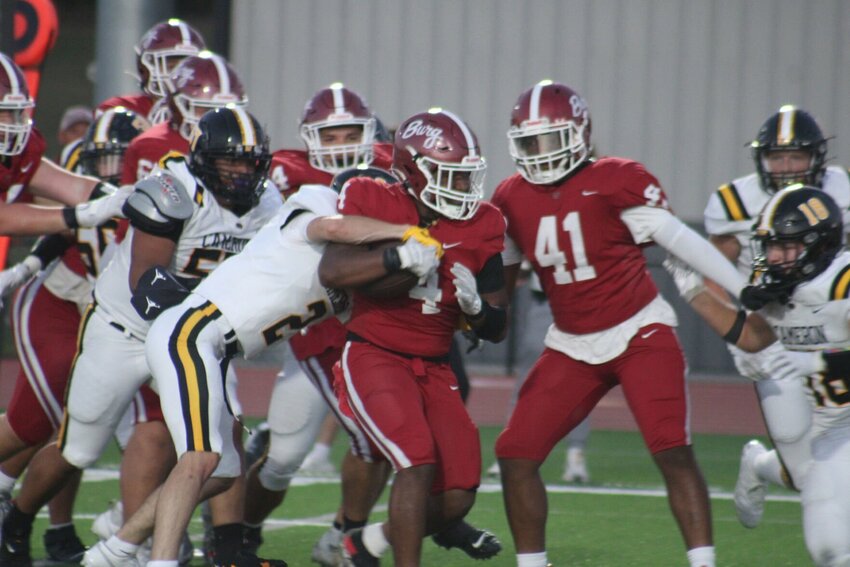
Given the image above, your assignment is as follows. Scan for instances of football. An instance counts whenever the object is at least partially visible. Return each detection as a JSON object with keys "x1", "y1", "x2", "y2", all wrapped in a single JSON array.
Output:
[{"x1": 356, "y1": 241, "x2": 419, "y2": 299}]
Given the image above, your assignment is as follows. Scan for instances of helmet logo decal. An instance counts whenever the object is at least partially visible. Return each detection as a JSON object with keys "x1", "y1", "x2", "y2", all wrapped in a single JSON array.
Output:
[
  {"x1": 171, "y1": 65, "x2": 195, "y2": 89},
  {"x1": 798, "y1": 197, "x2": 829, "y2": 226},
  {"x1": 570, "y1": 94, "x2": 589, "y2": 121},
  {"x1": 400, "y1": 119, "x2": 443, "y2": 149}
]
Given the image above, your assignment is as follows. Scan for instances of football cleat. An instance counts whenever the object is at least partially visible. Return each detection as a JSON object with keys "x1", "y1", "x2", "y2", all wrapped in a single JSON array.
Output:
[
  {"x1": 82, "y1": 540, "x2": 140, "y2": 567},
  {"x1": 734, "y1": 440, "x2": 769, "y2": 528},
  {"x1": 299, "y1": 454, "x2": 337, "y2": 476},
  {"x1": 341, "y1": 529, "x2": 379, "y2": 567},
  {"x1": 44, "y1": 524, "x2": 87, "y2": 563},
  {"x1": 91, "y1": 501, "x2": 123, "y2": 541},
  {"x1": 431, "y1": 521, "x2": 502, "y2": 560},
  {"x1": 311, "y1": 526, "x2": 343, "y2": 566},
  {"x1": 0, "y1": 516, "x2": 32, "y2": 567},
  {"x1": 562, "y1": 447, "x2": 590, "y2": 483},
  {"x1": 243, "y1": 525, "x2": 264, "y2": 556},
  {"x1": 212, "y1": 550, "x2": 287, "y2": 567},
  {"x1": 485, "y1": 461, "x2": 500, "y2": 477}
]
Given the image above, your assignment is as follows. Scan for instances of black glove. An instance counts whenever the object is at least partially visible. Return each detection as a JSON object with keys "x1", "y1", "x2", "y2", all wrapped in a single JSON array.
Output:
[
  {"x1": 131, "y1": 265, "x2": 190, "y2": 321},
  {"x1": 740, "y1": 285, "x2": 789, "y2": 310}
]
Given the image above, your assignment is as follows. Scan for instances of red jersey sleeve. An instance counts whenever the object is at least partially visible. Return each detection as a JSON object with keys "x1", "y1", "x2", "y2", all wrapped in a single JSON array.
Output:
[{"x1": 600, "y1": 158, "x2": 672, "y2": 214}]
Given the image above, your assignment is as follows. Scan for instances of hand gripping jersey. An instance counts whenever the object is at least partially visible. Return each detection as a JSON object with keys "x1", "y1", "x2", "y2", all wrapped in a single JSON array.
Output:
[
  {"x1": 192, "y1": 184, "x2": 350, "y2": 358},
  {"x1": 93, "y1": 155, "x2": 282, "y2": 339},
  {"x1": 491, "y1": 157, "x2": 670, "y2": 335},
  {"x1": 121, "y1": 122, "x2": 188, "y2": 185},
  {"x1": 340, "y1": 179, "x2": 505, "y2": 358},
  {"x1": 269, "y1": 144, "x2": 393, "y2": 360},
  {"x1": 0, "y1": 127, "x2": 44, "y2": 203},
  {"x1": 704, "y1": 166, "x2": 850, "y2": 278}
]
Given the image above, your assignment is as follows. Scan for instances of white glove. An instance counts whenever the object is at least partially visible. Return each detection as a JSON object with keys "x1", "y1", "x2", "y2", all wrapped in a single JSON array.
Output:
[
  {"x1": 662, "y1": 255, "x2": 706, "y2": 302},
  {"x1": 396, "y1": 238, "x2": 440, "y2": 281},
  {"x1": 764, "y1": 348, "x2": 825, "y2": 381},
  {"x1": 0, "y1": 255, "x2": 41, "y2": 306},
  {"x1": 74, "y1": 184, "x2": 133, "y2": 227},
  {"x1": 451, "y1": 262, "x2": 482, "y2": 316}
]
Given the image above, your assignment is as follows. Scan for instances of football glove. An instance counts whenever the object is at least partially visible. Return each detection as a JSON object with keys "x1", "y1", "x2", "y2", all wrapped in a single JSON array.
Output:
[
  {"x1": 451, "y1": 262, "x2": 482, "y2": 316},
  {"x1": 401, "y1": 226, "x2": 444, "y2": 258},
  {"x1": 662, "y1": 255, "x2": 706, "y2": 303},
  {"x1": 0, "y1": 255, "x2": 41, "y2": 307},
  {"x1": 396, "y1": 239, "x2": 440, "y2": 282},
  {"x1": 74, "y1": 183, "x2": 133, "y2": 228}
]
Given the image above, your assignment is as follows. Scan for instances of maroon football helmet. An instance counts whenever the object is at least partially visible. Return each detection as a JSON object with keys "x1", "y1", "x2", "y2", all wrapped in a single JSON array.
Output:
[
  {"x1": 392, "y1": 108, "x2": 486, "y2": 221},
  {"x1": 166, "y1": 52, "x2": 248, "y2": 140},
  {"x1": 135, "y1": 19, "x2": 206, "y2": 99},
  {"x1": 507, "y1": 80, "x2": 592, "y2": 184},
  {"x1": 0, "y1": 53, "x2": 33, "y2": 156},
  {"x1": 300, "y1": 83, "x2": 377, "y2": 174}
]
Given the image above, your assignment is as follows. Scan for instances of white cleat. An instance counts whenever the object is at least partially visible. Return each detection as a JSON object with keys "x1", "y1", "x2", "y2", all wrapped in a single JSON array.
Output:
[
  {"x1": 562, "y1": 447, "x2": 590, "y2": 483},
  {"x1": 485, "y1": 461, "x2": 500, "y2": 477},
  {"x1": 299, "y1": 454, "x2": 337, "y2": 476},
  {"x1": 734, "y1": 440, "x2": 769, "y2": 528},
  {"x1": 311, "y1": 526, "x2": 343, "y2": 566},
  {"x1": 82, "y1": 540, "x2": 140, "y2": 567},
  {"x1": 91, "y1": 501, "x2": 123, "y2": 541}
]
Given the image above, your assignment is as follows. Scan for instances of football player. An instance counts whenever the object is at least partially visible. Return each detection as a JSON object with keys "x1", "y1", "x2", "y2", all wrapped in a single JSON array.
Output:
[
  {"x1": 0, "y1": 106, "x2": 148, "y2": 562},
  {"x1": 97, "y1": 18, "x2": 206, "y2": 125},
  {"x1": 0, "y1": 107, "x2": 280, "y2": 567},
  {"x1": 322, "y1": 108, "x2": 508, "y2": 566},
  {"x1": 668, "y1": 185, "x2": 850, "y2": 567},
  {"x1": 490, "y1": 80, "x2": 746, "y2": 567},
  {"x1": 703, "y1": 105, "x2": 850, "y2": 528},
  {"x1": 82, "y1": 153, "x2": 441, "y2": 567}
]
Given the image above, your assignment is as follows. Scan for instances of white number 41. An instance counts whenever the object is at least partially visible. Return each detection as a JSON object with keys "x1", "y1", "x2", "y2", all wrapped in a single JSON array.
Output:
[{"x1": 534, "y1": 213, "x2": 597, "y2": 284}]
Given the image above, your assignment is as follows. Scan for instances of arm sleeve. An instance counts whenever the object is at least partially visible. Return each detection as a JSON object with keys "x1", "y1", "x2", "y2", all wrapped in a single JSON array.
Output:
[{"x1": 622, "y1": 205, "x2": 746, "y2": 296}]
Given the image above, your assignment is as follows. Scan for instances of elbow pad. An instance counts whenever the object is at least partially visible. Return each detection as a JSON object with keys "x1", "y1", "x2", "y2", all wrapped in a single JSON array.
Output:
[{"x1": 123, "y1": 170, "x2": 193, "y2": 239}]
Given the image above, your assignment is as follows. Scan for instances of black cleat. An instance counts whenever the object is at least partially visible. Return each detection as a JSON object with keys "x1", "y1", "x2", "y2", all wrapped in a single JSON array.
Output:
[
  {"x1": 431, "y1": 521, "x2": 502, "y2": 560},
  {"x1": 341, "y1": 529, "x2": 379, "y2": 567},
  {"x1": 0, "y1": 518, "x2": 32, "y2": 567},
  {"x1": 242, "y1": 525, "x2": 263, "y2": 556},
  {"x1": 43, "y1": 524, "x2": 86, "y2": 563}
]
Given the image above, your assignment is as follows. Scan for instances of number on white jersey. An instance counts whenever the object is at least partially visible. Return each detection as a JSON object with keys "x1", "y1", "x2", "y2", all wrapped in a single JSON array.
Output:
[
  {"x1": 77, "y1": 221, "x2": 119, "y2": 277},
  {"x1": 182, "y1": 249, "x2": 235, "y2": 278},
  {"x1": 534, "y1": 213, "x2": 597, "y2": 284},
  {"x1": 808, "y1": 373, "x2": 850, "y2": 408},
  {"x1": 262, "y1": 300, "x2": 329, "y2": 346}
]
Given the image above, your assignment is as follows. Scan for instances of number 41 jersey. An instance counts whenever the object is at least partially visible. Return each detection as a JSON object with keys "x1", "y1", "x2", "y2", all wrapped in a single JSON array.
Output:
[{"x1": 491, "y1": 157, "x2": 670, "y2": 335}]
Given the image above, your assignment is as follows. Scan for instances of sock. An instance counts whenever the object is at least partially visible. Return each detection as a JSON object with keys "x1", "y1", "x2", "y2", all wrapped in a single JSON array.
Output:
[
  {"x1": 213, "y1": 523, "x2": 243, "y2": 559},
  {"x1": 332, "y1": 520, "x2": 343, "y2": 532},
  {"x1": 686, "y1": 546, "x2": 715, "y2": 567},
  {"x1": 147, "y1": 561, "x2": 179, "y2": 567},
  {"x1": 361, "y1": 523, "x2": 389, "y2": 557},
  {"x1": 517, "y1": 551, "x2": 549, "y2": 567},
  {"x1": 106, "y1": 535, "x2": 139, "y2": 555},
  {"x1": 0, "y1": 470, "x2": 17, "y2": 496},
  {"x1": 307, "y1": 443, "x2": 331, "y2": 461},
  {"x1": 342, "y1": 516, "x2": 366, "y2": 533},
  {"x1": 46, "y1": 522, "x2": 73, "y2": 531},
  {"x1": 755, "y1": 449, "x2": 785, "y2": 487},
  {"x1": 6, "y1": 504, "x2": 35, "y2": 532}
]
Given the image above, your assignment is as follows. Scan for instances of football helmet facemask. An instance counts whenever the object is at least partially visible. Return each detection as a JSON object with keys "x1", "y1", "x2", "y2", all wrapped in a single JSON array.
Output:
[
  {"x1": 79, "y1": 107, "x2": 150, "y2": 184},
  {"x1": 135, "y1": 19, "x2": 206, "y2": 99},
  {"x1": 0, "y1": 53, "x2": 33, "y2": 157},
  {"x1": 300, "y1": 83, "x2": 377, "y2": 174},
  {"x1": 190, "y1": 107, "x2": 271, "y2": 216},
  {"x1": 751, "y1": 105, "x2": 828, "y2": 194},
  {"x1": 507, "y1": 80, "x2": 592, "y2": 185},
  {"x1": 392, "y1": 108, "x2": 486, "y2": 221},
  {"x1": 751, "y1": 184, "x2": 843, "y2": 294}
]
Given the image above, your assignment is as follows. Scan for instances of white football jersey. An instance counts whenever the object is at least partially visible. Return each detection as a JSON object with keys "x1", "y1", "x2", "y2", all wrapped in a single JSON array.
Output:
[
  {"x1": 759, "y1": 251, "x2": 850, "y2": 429},
  {"x1": 704, "y1": 166, "x2": 850, "y2": 277},
  {"x1": 93, "y1": 157, "x2": 282, "y2": 339},
  {"x1": 193, "y1": 184, "x2": 348, "y2": 358}
]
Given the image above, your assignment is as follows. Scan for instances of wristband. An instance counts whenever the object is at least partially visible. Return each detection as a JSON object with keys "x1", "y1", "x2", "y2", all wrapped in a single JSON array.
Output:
[
  {"x1": 382, "y1": 247, "x2": 401, "y2": 273},
  {"x1": 62, "y1": 207, "x2": 79, "y2": 229},
  {"x1": 723, "y1": 309, "x2": 747, "y2": 344}
]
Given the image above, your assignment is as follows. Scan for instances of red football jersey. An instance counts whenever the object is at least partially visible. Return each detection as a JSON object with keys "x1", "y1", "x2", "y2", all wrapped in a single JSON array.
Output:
[
  {"x1": 0, "y1": 128, "x2": 45, "y2": 203},
  {"x1": 491, "y1": 157, "x2": 669, "y2": 334},
  {"x1": 121, "y1": 122, "x2": 187, "y2": 185},
  {"x1": 270, "y1": 144, "x2": 394, "y2": 360},
  {"x1": 340, "y1": 179, "x2": 505, "y2": 357},
  {"x1": 97, "y1": 93, "x2": 155, "y2": 121}
]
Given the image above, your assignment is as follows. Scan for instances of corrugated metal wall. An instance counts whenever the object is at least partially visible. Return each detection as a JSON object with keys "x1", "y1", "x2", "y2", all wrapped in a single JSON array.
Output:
[
  {"x1": 230, "y1": 0, "x2": 850, "y2": 374},
  {"x1": 231, "y1": 0, "x2": 850, "y2": 222}
]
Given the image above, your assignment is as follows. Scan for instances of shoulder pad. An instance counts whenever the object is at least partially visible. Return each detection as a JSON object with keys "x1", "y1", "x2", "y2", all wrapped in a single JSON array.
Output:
[{"x1": 123, "y1": 170, "x2": 193, "y2": 237}]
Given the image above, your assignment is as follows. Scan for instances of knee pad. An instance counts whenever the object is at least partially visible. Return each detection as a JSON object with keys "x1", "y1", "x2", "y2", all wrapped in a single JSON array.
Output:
[{"x1": 257, "y1": 455, "x2": 300, "y2": 492}]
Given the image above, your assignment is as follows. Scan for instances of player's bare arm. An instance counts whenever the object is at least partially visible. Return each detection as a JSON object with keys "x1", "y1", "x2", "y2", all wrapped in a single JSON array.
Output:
[
  {"x1": 318, "y1": 241, "x2": 393, "y2": 289},
  {"x1": 128, "y1": 230, "x2": 177, "y2": 291},
  {"x1": 305, "y1": 214, "x2": 410, "y2": 245},
  {"x1": 30, "y1": 156, "x2": 103, "y2": 205}
]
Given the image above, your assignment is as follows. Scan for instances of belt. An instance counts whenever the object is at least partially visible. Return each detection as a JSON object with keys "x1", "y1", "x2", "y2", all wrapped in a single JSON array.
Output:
[{"x1": 346, "y1": 332, "x2": 450, "y2": 364}]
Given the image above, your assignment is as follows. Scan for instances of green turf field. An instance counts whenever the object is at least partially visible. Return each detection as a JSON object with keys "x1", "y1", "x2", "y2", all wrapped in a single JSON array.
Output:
[{"x1": 27, "y1": 426, "x2": 808, "y2": 566}]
